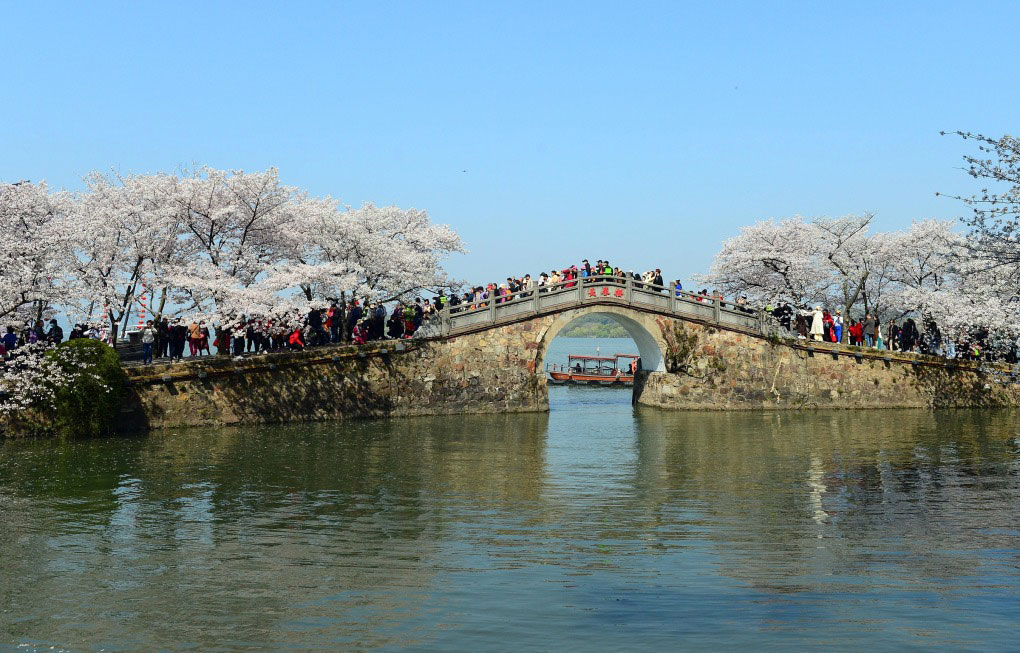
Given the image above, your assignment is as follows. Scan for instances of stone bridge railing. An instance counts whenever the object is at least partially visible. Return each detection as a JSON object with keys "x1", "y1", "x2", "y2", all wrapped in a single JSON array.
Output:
[{"x1": 437, "y1": 275, "x2": 763, "y2": 336}]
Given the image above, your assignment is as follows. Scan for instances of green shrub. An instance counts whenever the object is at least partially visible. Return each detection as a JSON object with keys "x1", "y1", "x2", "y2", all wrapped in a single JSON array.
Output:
[{"x1": 47, "y1": 339, "x2": 127, "y2": 438}]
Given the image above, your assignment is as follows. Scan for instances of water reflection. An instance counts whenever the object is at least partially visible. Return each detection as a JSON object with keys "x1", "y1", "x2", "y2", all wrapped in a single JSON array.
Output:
[
  {"x1": 632, "y1": 410, "x2": 1020, "y2": 587},
  {"x1": 1, "y1": 399, "x2": 1018, "y2": 649}
]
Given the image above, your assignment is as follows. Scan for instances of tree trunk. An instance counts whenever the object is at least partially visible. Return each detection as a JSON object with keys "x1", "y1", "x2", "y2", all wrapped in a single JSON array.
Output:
[{"x1": 120, "y1": 306, "x2": 132, "y2": 339}]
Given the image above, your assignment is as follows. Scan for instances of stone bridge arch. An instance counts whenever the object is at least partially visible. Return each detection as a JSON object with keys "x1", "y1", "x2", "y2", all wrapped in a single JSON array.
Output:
[{"x1": 534, "y1": 305, "x2": 667, "y2": 373}]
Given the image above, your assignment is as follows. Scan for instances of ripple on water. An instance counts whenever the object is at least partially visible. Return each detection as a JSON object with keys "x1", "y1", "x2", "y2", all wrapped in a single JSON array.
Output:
[{"x1": 1, "y1": 404, "x2": 1019, "y2": 649}]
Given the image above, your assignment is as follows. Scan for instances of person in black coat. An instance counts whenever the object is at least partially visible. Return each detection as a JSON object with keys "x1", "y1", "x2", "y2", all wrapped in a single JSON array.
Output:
[
  {"x1": 899, "y1": 318, "x2": 919, "y2": 352},
  {"x1": 346, "y1": 301, "x2": 362, "y2": 341},
  {"x1": 387, "y1": 306, "x2": 404, "y2": 339},
  {"x1": 413, "y1": 299, "x2": 424, "y2": 330},
  {"x1": 157, "y1": 318, "x2": 170, "y2": 358},
  {"x1": 170, "y1": 320, "x2": 188, "y2": 360},
  {"x1": 46, "y1": 319, "x2": 64, "y2": 344},
  {"x1": 307, "y1": 307, "x2": 326, "y2": 345}
]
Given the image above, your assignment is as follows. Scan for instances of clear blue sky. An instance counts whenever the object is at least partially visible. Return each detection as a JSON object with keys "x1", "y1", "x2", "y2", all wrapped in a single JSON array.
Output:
[{"x1": 2, "y1": 1, "x2": 1017, "y2": 287}]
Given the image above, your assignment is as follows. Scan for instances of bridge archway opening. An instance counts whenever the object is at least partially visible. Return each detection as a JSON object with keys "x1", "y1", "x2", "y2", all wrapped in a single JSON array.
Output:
[{"x1": 537, "y1": 308, "x2": 666, "y2": 376}]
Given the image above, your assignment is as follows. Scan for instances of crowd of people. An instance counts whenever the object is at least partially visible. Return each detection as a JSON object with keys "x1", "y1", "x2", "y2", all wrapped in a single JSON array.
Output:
[
  {"x1": 2, "y1": 258, "x2": 1017, "y2": 367},
  {"x1": 767, "y1": 302, "x2": 1013, "y2": 361},
  {"x1": 0, "y1": 319, "x2": 67, "y2": 359},
  {"x1": 448, "y1": 259, "x2": 667, "y2": 310},
  {"x1": 130, "y1": 297, "x2": 443, "y2": 365},
  {"x1": 0, "y1": 297, "x2": 444, "y2": 367},
  {"x1": 443, "y1": 255, "x2": 1016, "y2": 363}
]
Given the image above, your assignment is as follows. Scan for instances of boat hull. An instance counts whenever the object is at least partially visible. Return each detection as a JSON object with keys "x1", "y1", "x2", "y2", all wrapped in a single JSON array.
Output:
[{"x1": 548, "y1": 371, "x2": 633, "y2": 386}]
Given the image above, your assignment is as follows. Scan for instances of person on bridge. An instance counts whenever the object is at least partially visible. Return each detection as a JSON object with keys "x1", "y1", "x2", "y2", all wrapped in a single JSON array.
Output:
[
  {"x1": 863, "y1": 314, "x2": 877, "y2": 347},
  {"x1": 822, "y1": 310, "x2": 834, "y2": 342},
  {"x1": 346, "y1": 300, "x2": 362, "y2": 341},
  {"x1": 809, "y1": 307, "x2": 824, "y2": 341},
  {"x1": 327, "y1": 303, "x2": 341, "y2": 343},
  {"x1": 794, "y1": 310, "x2": 807, "y2": 338},
  {"x1": 188, "y1": 320, "x2": 202, "y2": 357},
  {"x1": 387, "y1": 305, "x2": 405, "y2": 339},
  {"x1": 171, "y1": 319, "x2": 188, "y2": 360},
  {"x1": 564, "y1": 266, "x2": 578, "y2": 288},
  {"x1": 141, "y1": 320, "x2": 155, "y2": 365},
  {"x1": 850, "y1": 319, "x2": 864, "y2": 346},
  {"x1": 288, "y1": 325, "x2": 304, "y2": 350},
  {"x1": 307, "y1": 306, "x2": 327, "y2": 346},
  {"x1": 372, "y1": 301, "x2": 387, "y2": 339}
]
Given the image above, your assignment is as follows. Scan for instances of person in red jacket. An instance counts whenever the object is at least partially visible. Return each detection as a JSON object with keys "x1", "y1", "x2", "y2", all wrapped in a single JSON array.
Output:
[
  {"x1": 288, "y1": 327, "x2": 304, "y2": 350},
  {"x1": 849, "y1": 320, "x2": 864, "y2": 346}
]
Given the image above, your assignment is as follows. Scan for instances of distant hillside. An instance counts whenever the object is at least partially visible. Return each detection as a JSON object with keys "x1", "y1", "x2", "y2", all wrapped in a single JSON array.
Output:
[{"x1": 559, "y1": 314, "x2": 629, "y2": 338}]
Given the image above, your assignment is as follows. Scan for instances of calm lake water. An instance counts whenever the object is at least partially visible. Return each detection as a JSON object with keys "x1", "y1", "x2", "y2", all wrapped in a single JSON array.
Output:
[{"x1": 2, "y1": 338, "x2": 1019, "y2": 650}]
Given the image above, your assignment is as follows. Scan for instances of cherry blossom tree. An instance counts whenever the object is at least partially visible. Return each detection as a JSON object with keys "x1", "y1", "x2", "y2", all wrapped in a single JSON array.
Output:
[
  {"x1": 65, "y1": 171, "x2": 186, "y2": 339},
  {"x1": 938, "y1": 131, "x2": 1020, "y2": 272},
  {"x1": 696, "y1": 213, "x2": 881, "y2": 330},
  {"x1": 812, "y1": 213, "x2": 880, "y2": 320},
  {"x1": 877, "y1": 219, "x2": 965, "y2": 315},
  {"x1": 284, "y1": 201, "x2": 466, "y2": 305},
  {"x1": 50, "y1": 166, "x2": 467, "y2": 328},
  {"x1": 0, "y1": 181, "x2": 73, "y2": 322},
  {"x1": 154, "y1": 166, "x2": 301, "y2": 319},
  {"x1": 692, "y1": 218, "x2": 824, "y2": 307},
  {"x1": 933, "y1": 132, "x2": 1020, "y2": 349},
  {"x1": 2, "y1": 164, "x2": 471, "y2": 424}
]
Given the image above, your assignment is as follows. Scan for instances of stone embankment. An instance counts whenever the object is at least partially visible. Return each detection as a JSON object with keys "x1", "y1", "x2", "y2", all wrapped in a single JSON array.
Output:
[
  {"x1": 120, "y1": 324, "x2": 548, "y2": 431},
  {"x1": 117, "y1": 306, "x2": 1020, "y2": 434},
  {"x1": 634, "y1": 320, "x2": 1020, "y2": 410}
]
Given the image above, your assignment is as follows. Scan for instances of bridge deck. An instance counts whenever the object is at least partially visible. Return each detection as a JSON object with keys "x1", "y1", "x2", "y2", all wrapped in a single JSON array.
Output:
[{"x1": 438, "y1": 276, "x2": 762, "y2": 336}]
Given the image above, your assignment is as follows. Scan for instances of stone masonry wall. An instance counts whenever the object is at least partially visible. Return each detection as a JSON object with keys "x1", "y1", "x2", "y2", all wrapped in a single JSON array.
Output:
[
  {"x1": 632, "y1": 319, "x2": 1020, "y2": 410},
  {"x1": 119, "y1": 307, "x2": 1020, "y2": 433},
  {"x1": 120, "y1": 318, "x2": 553, "y2": 431}
]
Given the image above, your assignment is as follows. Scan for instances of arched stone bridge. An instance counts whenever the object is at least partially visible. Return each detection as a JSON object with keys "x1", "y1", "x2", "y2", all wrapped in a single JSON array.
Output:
[
  {"x1": 432, "y1": 275, "x2": 762, "y2": 374},
  {"x1": 121, "y1": 275, "x2": 1020, "y2": 432}
]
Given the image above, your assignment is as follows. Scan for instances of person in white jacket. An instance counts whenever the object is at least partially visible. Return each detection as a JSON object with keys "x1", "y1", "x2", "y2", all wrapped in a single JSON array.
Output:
[{"x1": 810, "y1": 306, "x2": 824, "y2": 341}]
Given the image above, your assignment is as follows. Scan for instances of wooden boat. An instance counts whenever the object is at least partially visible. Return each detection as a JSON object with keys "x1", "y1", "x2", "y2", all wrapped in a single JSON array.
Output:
[{"x1": 548, "y1": 354, "x2": 640, "y2": 386}]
